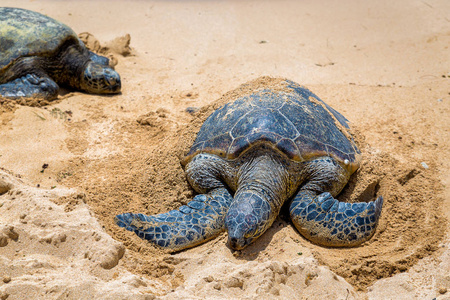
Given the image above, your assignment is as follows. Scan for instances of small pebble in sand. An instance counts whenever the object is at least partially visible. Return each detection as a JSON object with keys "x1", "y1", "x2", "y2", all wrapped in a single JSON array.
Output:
[
  {"x1": 0, "y1": 234, "x2": 7, "y2": 247},
  {"x1": 270, "y1": 286, "x2": 280, "y2": 295},
  {"x1": 0, "y1": 179, "x2": 13, "y2": 195},
  {"x1": 439, "y1": 287, "x2": 447, "y2": 294},
  {"x1": 224, "y1": 277, "x2": 244, "y2": 289},
  {"x1": 185, "y1": 107, "x2": 200, "y2": 114},
  {"x1": 2, "y1": 276, "x2": 11, "y2": 283},
  {"x1": 421, "y1": 162, "x2": 429, "y2": 169},
  {"x1": 0, "y1": 291, "x2": 9, "y2": 300}
]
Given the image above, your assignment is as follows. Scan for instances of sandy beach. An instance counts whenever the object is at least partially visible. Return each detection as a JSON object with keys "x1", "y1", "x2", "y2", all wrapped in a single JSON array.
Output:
[{"x1": 0, "y1": 1, "x2": 449, "y2": 299}]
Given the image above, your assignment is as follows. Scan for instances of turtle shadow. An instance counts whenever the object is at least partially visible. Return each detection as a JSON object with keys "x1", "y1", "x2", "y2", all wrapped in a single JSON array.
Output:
[
  {"x1": 58, "y1": 87, "x2": 123, "y2": 98},
  {"x1": 231, "y1": 217, "x2": 291, "y2": 261},
  {"x1": 338, "y1": 172, "x2": 381, "y2": 203},
  {"x1": 58, "y1": 87, "x2": 72, "y2": 96}
]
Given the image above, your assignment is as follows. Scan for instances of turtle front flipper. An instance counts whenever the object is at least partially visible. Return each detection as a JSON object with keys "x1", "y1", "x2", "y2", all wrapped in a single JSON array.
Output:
[
  {"x1": 115, "y1": 187, "x2": 233, "y2": 252},
  {"x1": 0, "y1": 74, "x2": 59, "y2": 100},
  {"x1": 290, "y1": 191, "x2": 383, "y2": 247},
  {"x1": 289, "y1": 156, "x2": 383, "y2": 247}
]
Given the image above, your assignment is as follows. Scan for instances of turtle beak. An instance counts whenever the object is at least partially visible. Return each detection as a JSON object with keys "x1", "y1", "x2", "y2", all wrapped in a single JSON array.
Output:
[
  {"x1": 227, "y1": 237, "x2": 246, "y2": 250},
  {"x1": 227, "y1": 233, "x2": 255, "y2": 250},
  {"x1": 105, "y1": 69, "x2": 121, "y2": 93}
]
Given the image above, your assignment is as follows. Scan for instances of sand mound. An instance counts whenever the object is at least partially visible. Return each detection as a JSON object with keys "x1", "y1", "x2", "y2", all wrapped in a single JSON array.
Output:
[
  {"x1": 52, "y1": 78, "x2": 447, "y2": 294},
  {"x1": 78, "y1": 32, "x2": 133, "y2": 68}
]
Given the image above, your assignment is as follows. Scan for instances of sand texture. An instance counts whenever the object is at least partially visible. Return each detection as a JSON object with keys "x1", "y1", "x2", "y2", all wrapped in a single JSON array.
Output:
[{"x1": 0, "y1": 1, "x2": 449, "y2": 299}]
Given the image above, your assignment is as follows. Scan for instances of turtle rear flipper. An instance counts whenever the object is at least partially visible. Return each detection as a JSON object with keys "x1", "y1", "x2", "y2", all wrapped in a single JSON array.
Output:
[
  {"x1": 115, "y1": 187, "x2": 233, "y2": 252},
  {"x1": 290, "y1": 192, "x2": 383, "y2": 247},
  {"x1": 0, "y1": 74, "x2": 58, "y2": 100}
]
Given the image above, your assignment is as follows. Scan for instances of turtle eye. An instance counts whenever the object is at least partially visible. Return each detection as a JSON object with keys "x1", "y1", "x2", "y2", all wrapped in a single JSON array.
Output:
[
  {"x1": 243, "y1": 215, "x2": 258, "y2": 239},
  {"x1": 108, "y1": 77, "x2": 117, "y2": 86},
  {"x1": 243, "y1": 227, "x2": 257, "y2": 239}
]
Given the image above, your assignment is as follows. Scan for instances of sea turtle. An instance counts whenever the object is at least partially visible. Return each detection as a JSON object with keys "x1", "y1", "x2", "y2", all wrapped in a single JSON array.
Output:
[
  {"x1": 0, "y1": 7, "x2": 121, "y2": 101},
  {"x1": 115, "y1": 79, "x2": 383, "y2": 251}
]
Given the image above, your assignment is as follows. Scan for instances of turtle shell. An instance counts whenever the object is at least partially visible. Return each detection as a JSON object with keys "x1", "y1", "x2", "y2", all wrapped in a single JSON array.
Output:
[
  {"x1": 183, "y1": 79, "x2": 361, "y2": 173},
  {"x1": 0, "y1": 7, "x2": 81, "y2": 72}
]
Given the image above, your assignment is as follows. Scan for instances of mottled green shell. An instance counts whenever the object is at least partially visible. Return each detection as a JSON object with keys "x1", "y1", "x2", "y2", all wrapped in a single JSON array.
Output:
[
  {"x1": 184, "y1": 80, "x2": 360, "y2": 172},
  {"x1": 0, "y1": 7, "x2": 80, "y2": 71}
]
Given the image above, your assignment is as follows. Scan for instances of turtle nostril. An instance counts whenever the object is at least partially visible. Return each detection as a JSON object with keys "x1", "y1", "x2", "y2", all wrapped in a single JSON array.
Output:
[{"x1": 228, "y1": 237, "x2": 238, "y2": 250}]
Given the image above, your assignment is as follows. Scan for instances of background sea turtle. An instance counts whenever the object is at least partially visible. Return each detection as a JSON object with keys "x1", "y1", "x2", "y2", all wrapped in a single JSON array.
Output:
[
  {"x1": 0, "y1": 7, "x2": 121, "y2": 101},
  {"x1": 115, "y1": 79, "x2": 383, "y2": 251}
]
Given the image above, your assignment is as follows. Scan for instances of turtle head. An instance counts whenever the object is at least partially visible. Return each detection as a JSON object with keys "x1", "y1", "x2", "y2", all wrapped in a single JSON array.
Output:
[
  {"x1": 225, "y1": 192, "x2": 273, "y2": 250},
  {"x1": 80, "y1": 61, "x2": 121, "y2": 94}
]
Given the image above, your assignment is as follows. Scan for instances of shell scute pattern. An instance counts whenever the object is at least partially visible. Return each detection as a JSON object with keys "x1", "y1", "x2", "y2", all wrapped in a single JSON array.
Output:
[
  {"x1": 185, "y1": 81, "x2": 359, "y2": 167},
  {"x1": 285, "y1": 80, "x2": 351, "y2": 130},
  {"x1": 0, "y1": 7, "x2": 79, "y2": 70},
  {"x1": 231, "y1": 109, "x2": 296, "y2": 141},
  {"x1": 202, "y1": 133, "x2": 233, "y2": 157},
  {"x1": 247, "y1": 89, "x2": 286, "y2": 109},
  {"x1": 226, "y1": 136, "x2": 250, "y2": 160},
  {"x1": 276, "y1": 138, "x2": 300, "y2": 160}
]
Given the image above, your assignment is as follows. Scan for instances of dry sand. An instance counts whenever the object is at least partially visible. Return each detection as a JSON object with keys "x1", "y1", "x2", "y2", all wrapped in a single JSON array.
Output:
[{"x1": 0, "y1": 1, "x2": 449, "y2": 299}]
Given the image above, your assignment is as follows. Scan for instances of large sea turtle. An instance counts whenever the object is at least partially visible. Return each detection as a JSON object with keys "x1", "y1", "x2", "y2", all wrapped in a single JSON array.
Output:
[
  {"x1": 115, "y1": 78, "x2": 383, "y2": 251},
  {"x1": 0, "y1": 7, "x2": 121, "y2": 101}
]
